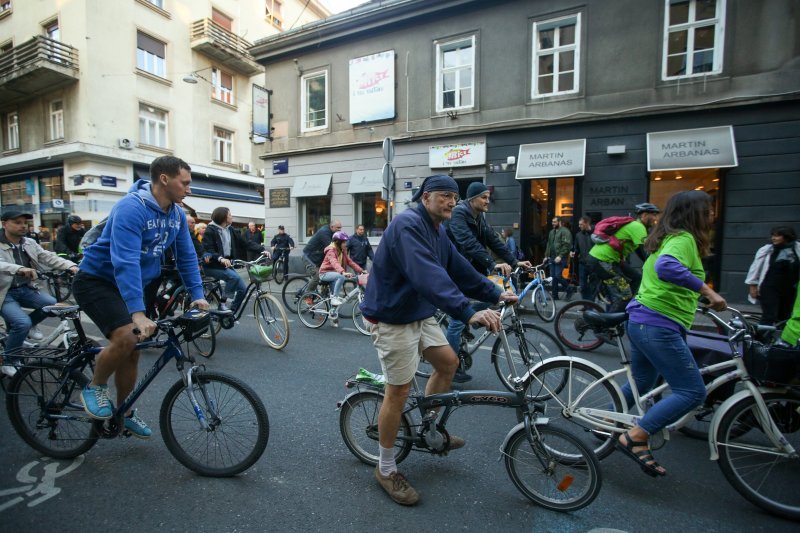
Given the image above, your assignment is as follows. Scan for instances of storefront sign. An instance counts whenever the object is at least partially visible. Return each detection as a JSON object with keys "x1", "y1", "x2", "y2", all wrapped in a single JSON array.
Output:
[
  {"x1": 348, "y1": 170, "x2": 383, "y2": 194},
  {"x1": 269, "y1": 188, "x2": 291, "y2": 208},
  {"x1": 272, "y1": 159, "x2": 288, "y2": 175},
  {"x1": 290, "y1": 174, "x2": 332, "y2": 198},
  {"x1": 350, "y1": 50, "x2": 395, "y2": 124},
  {"x1": 52, "y1": 199, "x2": 64, "y2": 208},
  {"x1": 516, "y1": 139, "x2": 586, "y2": 179},
  {"x1": 101, "y1": 175, "x2": 117, "y2": 187},
  {"x1": 429, "y1": 141, "x2": 486, "y2": 168},
  {"x1": 647, "y1": 125, "x2": 737, "y2": 171}
]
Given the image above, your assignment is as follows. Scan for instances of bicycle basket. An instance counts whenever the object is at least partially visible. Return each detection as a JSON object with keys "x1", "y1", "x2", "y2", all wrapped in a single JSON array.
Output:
[
  {"x1": 248, "y1": 264, "x2": 273, "y2": 283},
  {"x1": 176, "y1": 309, "x2": 211, "y2": 342},
  {"x1": 743, "y1": 341, "x2": 800, "y2": 387}
]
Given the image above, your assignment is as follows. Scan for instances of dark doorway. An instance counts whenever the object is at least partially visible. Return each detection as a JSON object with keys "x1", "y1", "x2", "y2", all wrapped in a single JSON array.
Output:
[{"x1": 521, "y1": 177, "x2": 577, "y2": 264}]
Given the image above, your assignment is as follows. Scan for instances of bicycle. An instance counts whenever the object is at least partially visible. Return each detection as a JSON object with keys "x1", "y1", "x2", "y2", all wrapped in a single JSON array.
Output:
[
  {"x1": 336, "y1": 326, "x2": 603, "y2": 512},
  {"x1": 524, "y1": 306, "x2": 800, "y2": 520},
  {"x1": 513, "y1": 262, "x2": 556, "y2": 322},
  {"x1": 4, "y1": 305, "x2": 269, "y2": 477},
  {"x1": 270, "y1": 249, "x2": 289, "y2": 285},
  {"x1": 296, "y1": 273, "x2": 369, "y2": 335},
  {"x1": 551, "y1": 272, "x2": 618, "y2": 351},
  {"x1": 211, "y1": 257, "x2": 290, "y2": 350},
  {"x1": 38, "y1": 269, "x2": 75, "y2": 303},
  {"x1": 282, "y1": 272, "x2": 358, "y2": 317}
]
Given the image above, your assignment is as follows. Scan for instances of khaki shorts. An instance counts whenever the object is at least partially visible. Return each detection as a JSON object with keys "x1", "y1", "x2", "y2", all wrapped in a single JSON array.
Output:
[{"x1": 370, "y1": 317, "x2": 448, "y2": 385}]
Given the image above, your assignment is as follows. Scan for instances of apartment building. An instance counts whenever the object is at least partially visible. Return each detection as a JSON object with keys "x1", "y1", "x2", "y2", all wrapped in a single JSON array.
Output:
[
  {"x1": 250, "y1": 0, "x2": 800, "y2": 294},
  {"x1": 0, "y1": 0, "x2": 329, "y2": 234}
]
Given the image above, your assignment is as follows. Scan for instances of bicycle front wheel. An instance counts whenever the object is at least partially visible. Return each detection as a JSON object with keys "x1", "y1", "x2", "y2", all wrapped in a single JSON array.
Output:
[
  {"x1": 160, "y1": 370, "x2": 269, "y2": 477},
  {"x1": 504, "y1": 423, "x2": 601, "y2": 512},
  {"x1": 527, "y1": 359, "x2": 625, "y2": 460},
  {"x1": 254, "y1": 293, "x2": 290, "y2": 349},
  {"x1": 297, "y1": 291, "x2": 329, "y2": 328},
  {"x1": 716, "y1": 392, "x2": 800, "y2": 520},
  {"x1": 492, "y1": 323, "x2": 565, "y2": 392},
  {"x1": 6, "y1": 362, "x2": 98, "y2": 459},
  {"x1": 48, "y1": 276, "x2": 72, "y2": 302},
  {"x1": 273, "y1": 258, "x2": 286, "y2": 285},
  {"x1": 352, "y1": 291, "x2": 370, "y2": 336},
  {"x1": 553, "y1": 300, "x2": 605, "y2": 351},
  {"x1": 281, "y1": 275, "x2": 309, "y2": 314},
  {"x1": 339, "y1": 391, "x2": 412, "y2": 466},
  {"x1": 532, "y1": 286, "x2": 556, "y2": 322}
]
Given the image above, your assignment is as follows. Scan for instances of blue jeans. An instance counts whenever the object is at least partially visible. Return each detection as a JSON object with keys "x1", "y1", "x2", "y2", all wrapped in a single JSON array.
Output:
[
  {"x1": 319, "y1": 271, "x2": 345, "y2": 298},
  {"x1": 446, "y1": 301, "x2": 490, "y2": 354},
  {"x1": 621, "y1": 321, "x2": 706, "y2": 435},
  {"x1": 204, "y1": 266, "x2": 247, "y2": 312},
  {"x1": 548, "y1": 258, "x2": 570, "y2": 298},
  {"x1": 2, "y1": 285, "x2": 57, "y2": 355}
]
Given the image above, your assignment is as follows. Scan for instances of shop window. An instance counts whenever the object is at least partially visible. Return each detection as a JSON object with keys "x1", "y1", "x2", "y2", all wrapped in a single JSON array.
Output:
[
  {"x1": 39, "y1": 175, "x2": 63, "y2": 204},
  {"x1": 554, "y1": 178, "x2": 575, "y2": 221},
  {"x1": 649, "y1": 169, "x2": 721, "y2": 221},
  {"x1": 301, "y1": 70, "x2": 328, "y2": 132},
  {"x1": 663, "y1": 0, "x2": 725, "y2": 79},
  {"x1": 48, "y1": 100, "x2": 64, "y2": 140},
  {"x1": 532, "y1": 14, "x2": 580, "y2": 97},
  {"x1": 139, "y1": 103, "x2": 168, "y2": 148},
  {"x1": 211, "y1": 67, "x2": 234, "y2": 105},
  {"x1": 1, "y1": 179, "x2": 33, "y2": 207},
  {"x1": 136, "y1": 31, "x2": 166, "y2": 78},
  {"x1": 356, "y1": 193, "x2": 389, "y2": 238},
  {"x1": 300, "y1": 196, "x2": 330, "y2": 239},
  {"x1": 213, "y1": 127, "x2": 234, "y2": 163},
  {"x1": 6, "y1": 111, "x2": 19, "y2": 150},
  {"x1": 435, "y1": 35, "x2": 475, "y2": 112}
]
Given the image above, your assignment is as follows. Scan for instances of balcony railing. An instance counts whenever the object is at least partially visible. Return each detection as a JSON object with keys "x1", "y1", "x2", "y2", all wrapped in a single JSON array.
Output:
[
  {"x1": 0, "y1": 36, "x2": 79, "y2": 105},
  {"x1": 190, "y1": 18, "x2": 261, "y2": 76}
]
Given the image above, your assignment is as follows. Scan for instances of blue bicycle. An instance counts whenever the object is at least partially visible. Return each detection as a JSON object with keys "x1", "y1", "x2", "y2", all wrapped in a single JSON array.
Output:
[
  {"x1": 509, "y1": 263, "x2": 556, "y2": 322},
  {"x1": 4, "y1": 305, "x2": 269, "y2": 477}
]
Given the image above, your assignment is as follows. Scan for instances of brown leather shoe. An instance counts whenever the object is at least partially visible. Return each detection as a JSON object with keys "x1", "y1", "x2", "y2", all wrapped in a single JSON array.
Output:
[
  {"x1": 448, "y1": 435, "x2": 465, "y2": 450},
  {"x1": 374, "y1": 467, "x2": 419, "y2": 505}
]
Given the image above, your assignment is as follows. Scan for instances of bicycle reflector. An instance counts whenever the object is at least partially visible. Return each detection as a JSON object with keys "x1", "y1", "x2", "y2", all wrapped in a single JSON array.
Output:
[{"x1": 557, "y1": 475, "x2": 575, "y2": 492}]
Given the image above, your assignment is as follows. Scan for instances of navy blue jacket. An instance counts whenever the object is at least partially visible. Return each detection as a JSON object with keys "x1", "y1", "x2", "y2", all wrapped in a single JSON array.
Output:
[
  {"x1": 360, "y1": 203, "x2": 501, "y2": 325},
  {"x1": 445, "y1": 200, "x2": 517, "y2": 275},
  {"x1": 303, "y1": 225, "x2": 334, "y2": 266},
  {"x1": 347, "y1": 234, "x2": 374, "y2": 269}
]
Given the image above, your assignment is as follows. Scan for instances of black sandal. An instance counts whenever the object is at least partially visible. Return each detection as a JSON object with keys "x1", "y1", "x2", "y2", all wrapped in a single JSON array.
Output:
[{"x1": 616, "y1": 432, "x2": 666, "y2": 478}]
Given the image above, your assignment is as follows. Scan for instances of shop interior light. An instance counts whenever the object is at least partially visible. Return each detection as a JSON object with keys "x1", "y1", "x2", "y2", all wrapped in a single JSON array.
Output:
[{"x1": 675, "y1": 175, "x2": 683, "y2": 180}]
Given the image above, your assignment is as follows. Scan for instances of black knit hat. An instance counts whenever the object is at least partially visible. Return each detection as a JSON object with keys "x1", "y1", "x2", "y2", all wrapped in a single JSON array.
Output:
[{"x1": 466, "y1": 181, "x2": 489, "y2": 201}]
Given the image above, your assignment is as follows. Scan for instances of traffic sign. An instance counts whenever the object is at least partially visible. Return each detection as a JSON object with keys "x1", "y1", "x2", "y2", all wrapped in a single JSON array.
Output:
[{"x1": 382, "y1": 137, "x2": 394, "y2": 163}]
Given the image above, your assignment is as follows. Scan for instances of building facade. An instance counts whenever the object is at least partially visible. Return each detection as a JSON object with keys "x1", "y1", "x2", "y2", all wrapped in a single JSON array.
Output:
[
  {"x1": 0, "y1": 0, "x2": 329, "y2": 235},
  {"x1": 250, "y1": 0, "x2": 800, "y2": 296}
]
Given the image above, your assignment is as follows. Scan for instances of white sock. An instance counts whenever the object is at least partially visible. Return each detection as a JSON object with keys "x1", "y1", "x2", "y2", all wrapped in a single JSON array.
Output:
[{"x1": 378, "y1": 445, "x2": 396, "y2": 477}]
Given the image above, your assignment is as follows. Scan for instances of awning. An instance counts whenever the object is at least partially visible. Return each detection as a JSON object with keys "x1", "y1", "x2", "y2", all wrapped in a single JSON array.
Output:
[
  {"x1": 347, "y1": 170, "x2": 383, "y2": 194},
  {"x1": 647, "y1": 125, "x2": 737, "y2": 171},
  {"x1": 183, "y1": 197, "x2": 265, "y2": 222},
  {"x1": 515, "y1": 139, "x2": 586, "y2": 179},
  {"x1": 291, "y1": 174, "x2": 331, "y2": 197}
]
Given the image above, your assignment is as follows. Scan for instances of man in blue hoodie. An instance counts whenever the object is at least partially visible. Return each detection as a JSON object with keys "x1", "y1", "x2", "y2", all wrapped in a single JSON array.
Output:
[
  {"x1": 72, "y1": 156, "x2": 207, "y2": 438},
  {"x1": 360, "y1": 175, "x2": 517, "y2": 506}
]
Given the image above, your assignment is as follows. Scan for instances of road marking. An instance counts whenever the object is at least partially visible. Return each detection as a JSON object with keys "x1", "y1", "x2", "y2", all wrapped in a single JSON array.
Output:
[{"x1": 0, "y1": 456, "x2": 84, "y2": 512}]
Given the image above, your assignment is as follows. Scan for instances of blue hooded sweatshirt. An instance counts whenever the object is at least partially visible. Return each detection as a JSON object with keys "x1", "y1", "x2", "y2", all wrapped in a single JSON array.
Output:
[
  {"x1": 79, "y1": 180, "x2": 204, "y2": 314},
  {"x1": 360, "y1": 203, "x2": 501, "y2": 325}
]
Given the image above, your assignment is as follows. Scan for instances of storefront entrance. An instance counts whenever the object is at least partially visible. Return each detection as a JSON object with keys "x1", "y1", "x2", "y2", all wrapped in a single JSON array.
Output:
[{"x1": 522, "y1": 177, "x2": 576, "y2": 263}]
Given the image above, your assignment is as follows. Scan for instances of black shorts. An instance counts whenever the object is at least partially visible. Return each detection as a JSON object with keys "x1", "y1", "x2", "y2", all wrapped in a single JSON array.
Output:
[{"x1": 72, "y1": 271, "x2": 155, "y2": 338}]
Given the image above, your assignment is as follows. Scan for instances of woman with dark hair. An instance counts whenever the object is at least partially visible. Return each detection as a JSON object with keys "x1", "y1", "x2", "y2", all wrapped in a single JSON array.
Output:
[
  {"x1": 617, "y1": 191, "x2": 726, "y2": 477},
  {"x1": 745, "y1": 225, "x2": 800, "y2": 325}
]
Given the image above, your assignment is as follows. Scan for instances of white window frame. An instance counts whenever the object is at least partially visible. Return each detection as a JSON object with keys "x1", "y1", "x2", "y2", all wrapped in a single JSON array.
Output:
[
  {"x1": 136, "y1": 32, "x2": 166, "y2": 78},
  {"x1": 435, "y1": 35, "x2": 475, "y2": 112},
  {"x1": 265, "y1": 0, "x2": 283, "y2": 28},
  {"x1": 211, "y1": 67, "x2": 234, "y2": 105},
  {"x1": 147, "y1": 0, "x2": 163, "y2": 8},
  {"x1": 213, "y1": 127, "x2": 234, "y2": 163},
  {"x1": 300, "y1": 70, "x2": 328, "y2": 133},
  {"x1": 662, "y1": 0, "x2": 726, "y2": 80},
  {"x1": 48, "y1": 100, "x2": 64, "y2": 140},
  {"x1": 531, "y1": 14, "x2": 580, "y2": 98},
  {"x1": 6, "y1": 111, "x2": 19, "y2": 150},
  {"x1": 138, "y1": 104, "x2": 168, "y2": 148}
]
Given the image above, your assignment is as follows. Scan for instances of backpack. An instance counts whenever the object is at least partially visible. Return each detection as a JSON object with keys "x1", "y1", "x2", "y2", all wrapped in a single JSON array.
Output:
[
  {"x1": 591, "y1": 216, "x2": 634, "y2": 252},
  {"x1": 78, "y1": 193, "x2": 148, "y2": 251}
]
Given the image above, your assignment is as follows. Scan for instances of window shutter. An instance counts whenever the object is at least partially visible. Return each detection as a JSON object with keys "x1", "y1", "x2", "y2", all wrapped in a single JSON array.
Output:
[{"x1": 137, "y1": 31, "x2": 165, "y2": 58}]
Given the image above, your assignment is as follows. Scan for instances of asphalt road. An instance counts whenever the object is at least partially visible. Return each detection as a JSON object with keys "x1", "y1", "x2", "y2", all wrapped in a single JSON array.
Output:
[{"x1": 0, "y1": 299, "x2": 796, "y2": 532}]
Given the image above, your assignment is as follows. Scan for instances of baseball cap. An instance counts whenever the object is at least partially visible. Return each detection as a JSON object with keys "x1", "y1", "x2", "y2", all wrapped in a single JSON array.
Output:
[
  {"x1": 1, "y1": 210, "x2": 34, "y2": 221},
  {"x1": 278, "y1": 225, "x2": 285, "y2": 230}
]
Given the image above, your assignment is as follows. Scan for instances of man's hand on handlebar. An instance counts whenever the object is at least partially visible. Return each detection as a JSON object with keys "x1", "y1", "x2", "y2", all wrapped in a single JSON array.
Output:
[
  {"x1": 494, "y1": 263, "x2": 512, "y2": 276},
  {"x1": 700, "y1": 284, "x2": 727, "y2": 311},
  {"x1": 190, "y1": 298, "x2": 210, "y2": 310},
  {"x1": 219, "y1": 257, "x2": 233, "y2": 268},
  {"x1": 516, "y1": 260, "x2": 532, "y2": 269},
  {"x1": 16, "y1": 267, "x2": 38, "y2": 280},
  {"x1": 498, "y1": 290, "x2": 518, "y2": 305},
  {"x1": 68, "y1": 266, "x2": 79, "y2": 274},
  {"x1": 131, "y1": 311, "x2": 157, "y2": 341},
  {"x1": 469, "y1": 308, "x2": 502, "y2": 332}
]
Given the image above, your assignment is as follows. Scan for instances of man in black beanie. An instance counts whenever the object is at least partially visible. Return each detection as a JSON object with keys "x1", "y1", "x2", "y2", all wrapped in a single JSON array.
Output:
[{"x1": 444, "y1": 181, "x2": 531, "y2": 382}]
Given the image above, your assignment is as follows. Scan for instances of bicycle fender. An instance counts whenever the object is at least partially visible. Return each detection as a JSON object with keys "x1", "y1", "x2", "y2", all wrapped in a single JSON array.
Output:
[
  {"x1": 526, "y1": 355, "x2": 627, "y2": 411},
  {"x1": 337, "y1": 388, "x2": 384, "y2": 410},
  {"x1": 707, "y1": 384, "x2": 789, "y2": 461},
  {"x1": 498, "y1": 418, "x2": 551, "y2": 459}
]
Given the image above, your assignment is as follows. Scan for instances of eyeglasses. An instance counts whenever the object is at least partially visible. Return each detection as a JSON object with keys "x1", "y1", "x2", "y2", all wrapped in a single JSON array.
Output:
[{"x1": 432, "y1": 192, "x2": 459, "y2": 202}]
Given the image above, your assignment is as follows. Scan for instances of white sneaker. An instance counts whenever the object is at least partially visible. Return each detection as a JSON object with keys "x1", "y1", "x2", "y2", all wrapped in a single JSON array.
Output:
[
  {"x1": 330, "y1": 318, "x2": 339, "y2": 328},
  {"x1": 28, "y1": 327, "x2": 44, "y2": 341},
  {"x1": 331, "y1": 297, "x2": 344, "y2": 306},
  {"x1": 1, "y1": 364, "x2": 18, "y2": 378}
]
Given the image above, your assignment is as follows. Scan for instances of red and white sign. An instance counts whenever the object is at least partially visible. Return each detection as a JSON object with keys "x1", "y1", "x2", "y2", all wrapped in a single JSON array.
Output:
[{"x1": 429, "y1": 141, "x2": 486, "y2": 168}]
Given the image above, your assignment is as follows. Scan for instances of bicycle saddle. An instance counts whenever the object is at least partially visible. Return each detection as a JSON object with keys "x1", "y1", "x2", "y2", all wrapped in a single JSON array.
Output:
[
  {"x1": 582, "y1": 311, "x2": 627, "y2": 329},
  {"x1": 42, "y1": 305, "x2": 80, "y2": 317}
]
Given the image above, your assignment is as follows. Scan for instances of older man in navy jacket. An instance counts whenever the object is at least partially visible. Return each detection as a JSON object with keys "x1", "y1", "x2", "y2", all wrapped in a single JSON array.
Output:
[{"x1": 361, "y1": 175, "x2": 517, "y2": 506}]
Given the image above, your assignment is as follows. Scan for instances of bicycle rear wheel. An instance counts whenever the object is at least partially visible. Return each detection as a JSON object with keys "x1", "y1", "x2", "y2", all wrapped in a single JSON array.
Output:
[
  {"x1": 281, "y1": 275, "x2": 309, "y2": 314},
  {"x1": 297, "y1": 291, "x2": 329, "y2": 328},
  {"x1": 553, "y1": 300, "x2": 605, "y2": 351},
  {"x1": 273, "y1": 257, "x2": 286, "y2": 285},
  {"x1": 339, "y1": 391, "x2": 412, "y2": 466},
  {"x1": 504, "y1": 423, "x2": 601, "y2": 512},
  {"x1": 492, "y1": 322, "x2": 565, "y2": 391},
  {"x1": 716, "y1": 392, "x2": 800, "y2": 520},
  {"x1": 160, "y1": 370, "x2": 269, "y2": 477},
  {"x1": 254, "y1": 293, "x2": 290, "y2": 349},
  {"x1": 6, "y1": 362, "x2": 98, "y2": 459},
  {"x1": 533, "y1": 286, "x2": 556, "y2": 322}
]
